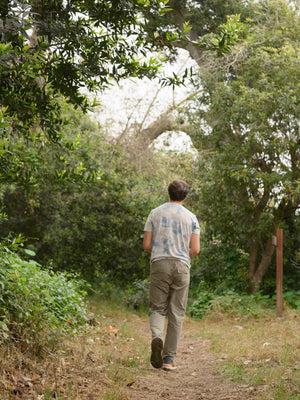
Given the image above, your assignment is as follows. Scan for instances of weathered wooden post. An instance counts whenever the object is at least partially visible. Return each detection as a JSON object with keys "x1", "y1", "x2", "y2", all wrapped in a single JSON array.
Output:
[{"x1": 274, "y1": 229, "x2": 283, "y2": 317}]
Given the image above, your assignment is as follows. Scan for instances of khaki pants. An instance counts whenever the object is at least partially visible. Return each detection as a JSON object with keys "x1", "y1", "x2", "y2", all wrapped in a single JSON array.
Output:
[{"x1": 149, "y1": 259, "x2": 190, "y2": 361}]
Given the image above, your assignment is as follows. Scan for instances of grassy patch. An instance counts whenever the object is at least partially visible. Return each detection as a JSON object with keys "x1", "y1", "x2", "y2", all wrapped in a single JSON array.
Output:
[
  {"x1": 0, "y1": 297, "x2": 150, "y2": 399},
  {"x1": 194, "y1": 308, "x2": 300, "y2": 400}
]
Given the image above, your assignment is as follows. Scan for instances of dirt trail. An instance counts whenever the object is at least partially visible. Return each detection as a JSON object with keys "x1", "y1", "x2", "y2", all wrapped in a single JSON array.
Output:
[
  {"x1": 125, "y1": 321, "x2": 259, "y2": 400},
  {"x1": 0, "y1": 311, "x2": 264, "y2": 400}
]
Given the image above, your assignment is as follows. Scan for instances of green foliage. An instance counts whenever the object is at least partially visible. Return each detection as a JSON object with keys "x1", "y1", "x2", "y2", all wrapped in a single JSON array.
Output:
[
  {"x1": 0, "y1": 103, "x2": 102, "y2": 188},
  {"x1": 190, "y1": 231, "x2": 250, "y2": 293},
  {"x1": 281, "y1": 290, "x2": 300, "y2": 309},
  {"x1": 188, "y1": 286, "x2": 300, "y2": 320},
  {"x1": 0, "y1": 0, "x2": 193, "y2": 191},
  {"x1": 150, "y1": 0, "x2": 250, "y2": 54},
  {"x1": 188, "y1": 289, "x2": 264, "y2": 319},
  {"x1": 185, "y1": 0, "x2": 300, "y2": 291},
  {"x1": 197, "y1": 15, "x2": 244, "y2": 55},
  {"x1": 183, "y1": 0, "x2": 254, "y2": 37},
  {"x1": 0, "y1": 0, "x2": 179, "y2": 138},
  {"x1": 36, "y1": 176, "x2": 151, "y2": 284},
  {"x1": 0, "y1": 107, "x2": 183, "y2": 287},
  {"x1": 123, "y1": 279, "x2": 150, "y2": 311},
  {"x1": 188, "y1": 282, "x2": 218, "y2": 319},
  {"x1": 0, "y1": 241, "x2": 89, "y2": 352}
]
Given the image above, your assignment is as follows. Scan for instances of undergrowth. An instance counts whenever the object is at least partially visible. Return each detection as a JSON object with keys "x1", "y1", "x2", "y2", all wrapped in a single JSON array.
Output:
[
  {"x1": 0, "y1": 239, "x2": 89, "y2": 354},
  {"x1": 188, "y1": 282, "x2": 300, "y2": 320}
]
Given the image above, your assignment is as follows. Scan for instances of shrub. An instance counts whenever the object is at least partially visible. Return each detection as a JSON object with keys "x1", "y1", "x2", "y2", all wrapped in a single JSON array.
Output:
[
  {"x1": 208, "y1": 291, "x2": 273, "y2": 318},
  {"x1": 188, "y1": 282, "x2": 219, "y2": 319},
  {"x1": 189, "y1": 240, "x2": 250, "y2": 295},
  {"x1": 0, "y1": 243, "x2": 89, "y2": 353},
  {"x1": 188, "y1": 286, "x2": 300, "y2": 320},
  {"x1": 123, "y1": 279, "x2": 150, "y2": 311}
]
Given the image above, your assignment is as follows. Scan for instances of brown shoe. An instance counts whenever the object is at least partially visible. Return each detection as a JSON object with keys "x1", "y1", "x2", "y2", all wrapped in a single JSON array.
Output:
[{"x1": 150, "y1": 337, "x2": 163, "y2": 368}]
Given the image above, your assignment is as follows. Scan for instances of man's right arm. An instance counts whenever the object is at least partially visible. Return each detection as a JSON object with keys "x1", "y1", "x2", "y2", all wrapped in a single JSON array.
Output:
[{"x1": 189, "y1": 233, "x2": 200, "y2": 258}]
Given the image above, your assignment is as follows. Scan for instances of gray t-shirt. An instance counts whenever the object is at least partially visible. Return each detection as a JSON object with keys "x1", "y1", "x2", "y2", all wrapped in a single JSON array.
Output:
[{"x1": 144, "y1": 202, "x2": 200, "y2": 268}]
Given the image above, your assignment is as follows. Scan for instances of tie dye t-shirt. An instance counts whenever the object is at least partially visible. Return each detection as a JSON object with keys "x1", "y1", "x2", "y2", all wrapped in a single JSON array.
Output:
[{"x1": 144, "y1": 202, "x2": 200, "y2": 268}]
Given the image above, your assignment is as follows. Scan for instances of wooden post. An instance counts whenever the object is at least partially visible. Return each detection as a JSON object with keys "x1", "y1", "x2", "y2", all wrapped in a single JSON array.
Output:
[{"x1": 276, "y1": 229, "x2": 283, "y2": 318}]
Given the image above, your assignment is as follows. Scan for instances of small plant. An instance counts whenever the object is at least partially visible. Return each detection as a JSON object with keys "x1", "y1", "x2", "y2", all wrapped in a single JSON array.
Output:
[
  {"x1": 282, "y1": 290, "x2": 300, "y2": 309},
  {"x1": 221, "y1": 362, "x2": 246, "y2": 383},
  {"x1": 124, "y1": 279, "x2": 150, "y2": 311},
  {"x1": 188, "y1": 285, "x2": 217, "y2": 319},
  {"x1": 209, "y1": 291, "x2": 273, "y2": 318},
  {"x1": 0, "y1": 242, "x2": 89, "y2": 352},
  {"x1": 188, "y1": 285, "x2": 277, "y2": 319}
]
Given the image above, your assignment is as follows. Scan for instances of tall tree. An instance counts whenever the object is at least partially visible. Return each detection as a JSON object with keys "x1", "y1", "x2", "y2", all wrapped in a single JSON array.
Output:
[
  {"x1": 0, "y1": 0, "x2": 244, "y2": 186},
  {"x1": 185, "y1": 0, "x2": 300, "y2": 292},
  {"x1": 132, "y1": 0, "x2": 251, "y2": 144},
  {"x1": 0, "y1": 0, "x2": 178, "y2": 138},
  {"x1": 0, "y1": 0, "x2": 183, "y2": 187}
]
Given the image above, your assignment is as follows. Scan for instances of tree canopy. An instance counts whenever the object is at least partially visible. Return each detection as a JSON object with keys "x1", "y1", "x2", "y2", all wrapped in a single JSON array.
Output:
[
  {"x1": 186, "y1": 0, "x2": 300, "y2": 292},
  {"x1": 0, "y1": 0, "x2": 179, "y2": 140},
  {"x1": 0, "y1": 0, "x2": 186, "y2": 188}
]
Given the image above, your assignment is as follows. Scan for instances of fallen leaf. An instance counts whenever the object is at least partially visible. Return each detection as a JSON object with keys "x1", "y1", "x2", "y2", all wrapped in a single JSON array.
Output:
[
  {"x1": 109, "y1": 325, "x2": 118, "y2": 333},
  {"x1": 263, "y1": 342, "x2": 271, "y2": 347}
]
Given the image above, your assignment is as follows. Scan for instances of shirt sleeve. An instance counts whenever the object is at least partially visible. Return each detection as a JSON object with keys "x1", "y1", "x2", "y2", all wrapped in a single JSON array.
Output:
[
  {"x1": 144, "y1": 212, "x2": 153, "y2": 232},
  {"x1": 192, "y1": 216, "x2": 201, "y2": 235}
]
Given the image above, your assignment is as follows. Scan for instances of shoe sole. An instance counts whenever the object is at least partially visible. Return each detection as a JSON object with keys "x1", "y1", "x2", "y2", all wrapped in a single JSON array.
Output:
[{"x1": 150, "y1": 337, "x2": 163, "y2": 368}]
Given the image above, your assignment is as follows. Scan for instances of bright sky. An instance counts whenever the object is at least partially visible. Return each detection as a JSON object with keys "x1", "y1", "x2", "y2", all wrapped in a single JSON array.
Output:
[{"x1": 86, "y1": 49, "x2": 199, "y2": 154}]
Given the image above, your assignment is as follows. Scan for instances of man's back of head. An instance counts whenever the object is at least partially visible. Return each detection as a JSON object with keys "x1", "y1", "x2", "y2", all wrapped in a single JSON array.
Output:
[{"x1": 168, "y1": 180, "x2": 189, "y2": 202}]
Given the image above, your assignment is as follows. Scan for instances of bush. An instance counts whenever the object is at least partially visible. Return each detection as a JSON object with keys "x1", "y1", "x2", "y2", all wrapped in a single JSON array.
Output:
[
  {"x1": 208, "y1": 291, "x2": 273, "y2": 318},
  {"x1": 189, "y1": 240, "x2": 250, "y2": 294},
  {"x1": 0, "y1": 243, "x2": 89, "y2": 353},
  {"x1": 123, "y1": 279, "x2": 150, "y2": 311},
  {"x1": 188, "y1": 284, "x2": 300, "y2": 320},
  {"x1": 188, "y1": 290, "x2": 267, "y2": 319},
  {"x1": 188, "y1": 283, "x2": 218, "y2": 319}
]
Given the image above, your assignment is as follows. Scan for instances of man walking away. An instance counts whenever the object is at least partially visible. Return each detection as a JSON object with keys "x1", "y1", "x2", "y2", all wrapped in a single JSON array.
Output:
[{"x1": 143, "y1": 180, "x2": 200, "y2": 371}]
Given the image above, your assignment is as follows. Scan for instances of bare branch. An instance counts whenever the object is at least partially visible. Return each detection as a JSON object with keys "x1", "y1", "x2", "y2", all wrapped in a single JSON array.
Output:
[{"x1": 138, "y1": 89, "x2": 202, "y2": 144}]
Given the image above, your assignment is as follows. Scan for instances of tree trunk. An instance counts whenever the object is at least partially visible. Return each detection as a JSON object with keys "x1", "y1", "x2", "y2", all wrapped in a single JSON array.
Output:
[
  {"x1": 138, "y1": 110, "x2": 181, "y2": 145},
  {"x1": 248, "y1": 241, "x2": 259, "y2": 293},
  {"x1": 249, "y1": 237, "x2": 275, "y2": 294},
  {"x1": 248, "y1": 195, "x2": 300, "y2": 294},
  {"x1": 167, "y1": 0, "x2": 204, "y2": 65}
]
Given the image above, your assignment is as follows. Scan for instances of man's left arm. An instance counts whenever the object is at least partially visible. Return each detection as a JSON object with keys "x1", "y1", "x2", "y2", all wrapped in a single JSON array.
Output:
[
  {"x1": 143, "y1": 231, "x2": 153, "y2": 253},
  {"x1": 189, "y1": 233, "x2": 200, "y2": 258}
]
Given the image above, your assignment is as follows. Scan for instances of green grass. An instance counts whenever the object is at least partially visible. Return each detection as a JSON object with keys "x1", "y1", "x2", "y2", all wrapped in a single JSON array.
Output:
[{"x1": 195, "y1": 308, "x2": 300, "y2": 400}]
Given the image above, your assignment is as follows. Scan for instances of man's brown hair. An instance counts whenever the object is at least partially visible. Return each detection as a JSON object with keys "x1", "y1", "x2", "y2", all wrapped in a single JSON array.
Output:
[{"x1": 168, "y1": 180, "x2": 189, "y2": 202}]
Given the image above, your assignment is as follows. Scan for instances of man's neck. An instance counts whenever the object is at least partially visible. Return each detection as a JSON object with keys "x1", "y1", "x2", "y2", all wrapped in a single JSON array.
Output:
[{"x1": 169, "y1": 200, "x2": 184, "y2": 205}]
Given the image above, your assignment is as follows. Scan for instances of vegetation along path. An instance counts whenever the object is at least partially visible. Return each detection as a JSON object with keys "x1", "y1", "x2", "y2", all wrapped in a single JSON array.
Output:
[{"x1": 2, "y1": 299, "x2": 300, "y2": 400}]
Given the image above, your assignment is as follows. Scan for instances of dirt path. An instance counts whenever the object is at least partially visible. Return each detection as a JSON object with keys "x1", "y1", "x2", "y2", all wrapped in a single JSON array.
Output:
[
  {"x1": 0, "y1": 310, "x2": 264, "y2": 400},
  {"x1": 125, "y1": 320, "x2": 259, "y2": 400}
]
